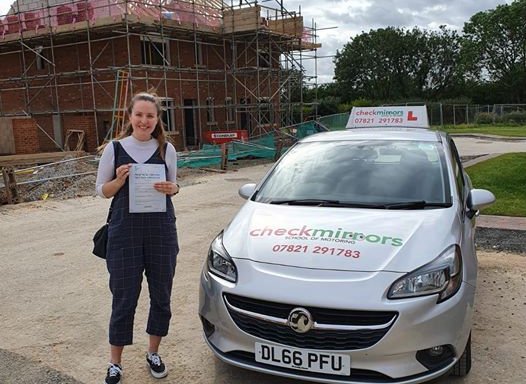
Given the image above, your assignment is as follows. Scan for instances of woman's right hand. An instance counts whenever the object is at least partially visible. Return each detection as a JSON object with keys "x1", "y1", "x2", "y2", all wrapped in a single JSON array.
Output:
[
  {"x1": 102, "y1": 163, "x2": 132, "y2": 197},
  {"x1": 115, "y1": 164, "x2": 132, "y2": 184}
]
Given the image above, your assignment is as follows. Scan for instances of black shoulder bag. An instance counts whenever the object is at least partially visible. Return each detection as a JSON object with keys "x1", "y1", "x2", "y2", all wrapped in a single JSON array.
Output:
[{"x1": 92, "y1": 141, "x2": 119, "y2": 259}]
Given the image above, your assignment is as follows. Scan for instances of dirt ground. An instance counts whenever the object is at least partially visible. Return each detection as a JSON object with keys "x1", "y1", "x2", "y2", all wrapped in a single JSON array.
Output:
[{"x1": 0, "y1": 163, "x2": 525, "y2": 384}]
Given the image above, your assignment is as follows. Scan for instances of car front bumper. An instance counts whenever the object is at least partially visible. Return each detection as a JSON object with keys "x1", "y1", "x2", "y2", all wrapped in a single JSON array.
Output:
[{"x1": 198, "y1": 259, "x2": 475, "y2": 384}]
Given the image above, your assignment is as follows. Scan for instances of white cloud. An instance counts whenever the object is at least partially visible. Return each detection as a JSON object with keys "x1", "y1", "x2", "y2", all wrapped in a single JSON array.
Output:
[
  {"x1": 0, "y1": 0, "x2": 12, "y2": 15},
  {"x1": 285, "y1": 0, "x2": 513, "y2": 84}
]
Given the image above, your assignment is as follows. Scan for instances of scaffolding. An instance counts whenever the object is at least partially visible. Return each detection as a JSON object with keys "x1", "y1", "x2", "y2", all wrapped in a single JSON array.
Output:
[{"x1": 0, "y1": 0, "x2": 321, "y2": 153}]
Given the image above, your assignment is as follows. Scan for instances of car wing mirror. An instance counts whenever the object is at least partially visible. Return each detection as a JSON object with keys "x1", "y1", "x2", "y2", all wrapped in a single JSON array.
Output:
[
  {"x1": 238, "y1": 183, "x2": 257, "y2": 200},
  {"x1": 466, "y1": 189, "x2": 496, "y2": 219}
]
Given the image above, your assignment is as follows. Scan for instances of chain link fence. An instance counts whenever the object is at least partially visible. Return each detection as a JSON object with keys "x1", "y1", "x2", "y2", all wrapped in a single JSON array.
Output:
[
  {"x1": 317, "y1": 104, "x2": 526, "y2": 129},
  {"x1": 394, "y1": 103, "x2": 526, "y2": 126}
]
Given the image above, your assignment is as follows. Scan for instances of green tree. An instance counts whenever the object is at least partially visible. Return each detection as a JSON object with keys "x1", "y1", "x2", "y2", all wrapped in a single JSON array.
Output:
[
  {"x1": 334, "y1": 27, "x2": 410, "y2": 101},
  {"x1": 419, "y1": 26, "x2": 463, "y2": 99},
  {"x1": 462, "y1": 0, "x2": 526, "y2": 102},
  {"x1": 333, "y1": 27, "x2": 462, "y2": 102}
]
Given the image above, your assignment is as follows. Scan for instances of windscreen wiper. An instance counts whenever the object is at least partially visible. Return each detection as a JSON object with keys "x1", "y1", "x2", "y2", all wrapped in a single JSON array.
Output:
[
  {"x1": 268, "y1": 199, "x2": 451, "y2": 209},
  {"x1": 382, "y1": 201, "x2": 452, "y2": 209},
  {"x1": 269, "y1": 199, "x2": 341, "y2": 206},
  {"x1": 269, "y1": 199, "x2": 387, "y2": 208}
]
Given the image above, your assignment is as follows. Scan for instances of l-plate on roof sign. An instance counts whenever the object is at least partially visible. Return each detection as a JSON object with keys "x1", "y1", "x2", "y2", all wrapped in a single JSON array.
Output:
[{"x1": 346, "y1": 106, "x2": 430, "y2": 129}]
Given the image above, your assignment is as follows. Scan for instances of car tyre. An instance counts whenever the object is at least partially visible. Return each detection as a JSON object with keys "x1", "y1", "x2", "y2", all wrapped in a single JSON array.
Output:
[{"x1": 451, "y1": 332, "x2": 471, "y2": 376}]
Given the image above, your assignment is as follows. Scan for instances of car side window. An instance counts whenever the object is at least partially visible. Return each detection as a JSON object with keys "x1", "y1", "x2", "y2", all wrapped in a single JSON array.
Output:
[{"x1": 449, "y1": 139, "x2": 465, "y2": 203}]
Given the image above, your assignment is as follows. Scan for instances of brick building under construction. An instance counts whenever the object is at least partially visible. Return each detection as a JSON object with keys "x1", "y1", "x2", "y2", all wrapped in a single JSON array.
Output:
[{"x1": 0, "y1": 0, "x2": 321, "y2": 155}]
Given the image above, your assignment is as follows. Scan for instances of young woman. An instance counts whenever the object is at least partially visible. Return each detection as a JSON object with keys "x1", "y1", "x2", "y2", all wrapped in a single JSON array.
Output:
[{"x1": 95, "y1": 92, "x2": 180, "y2": 384}]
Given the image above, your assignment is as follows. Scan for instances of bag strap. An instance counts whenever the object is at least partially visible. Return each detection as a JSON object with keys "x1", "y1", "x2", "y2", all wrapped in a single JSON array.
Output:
[{"x1": 105, "y1": 141, "x2": 120, "y2": 224}]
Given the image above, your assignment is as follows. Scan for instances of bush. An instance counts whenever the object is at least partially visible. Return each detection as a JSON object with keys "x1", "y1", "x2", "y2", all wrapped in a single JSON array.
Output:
[
  {"x1": 474, "y1": 112, "x2": 499, "y2": 124},
  {"x1": 351, "y1": 98, "x2": 375, "y2": 107},
  {"x1": 291, "y1": 106, "x2": 314, "y2": 124},
  {"x1": 338, "y1": 103, "x2": 353, "y2": 113},
  {"x1": 501, "y1": 111, "x2": 526, "y2": 124},
  {"x1": 438, "y1": 97, "x2": 473, "y2": 105},
  {"x1": 317, "y1": 96, "x2": 341, "y2": 116}
]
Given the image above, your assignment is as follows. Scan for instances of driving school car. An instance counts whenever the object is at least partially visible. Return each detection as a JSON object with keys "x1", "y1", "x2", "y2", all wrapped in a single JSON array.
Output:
[{"x1": 199, "y1": 107, "x2": 495, "y2": 383}]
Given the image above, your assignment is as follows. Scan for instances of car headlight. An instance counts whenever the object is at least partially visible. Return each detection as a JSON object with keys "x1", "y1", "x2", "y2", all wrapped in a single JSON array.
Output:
[
  {"x1": 207, "y1": 232, "x2": 237, "y2": 283},
  {"x1": 388, "y1": 245, "x2": 462, "y2": 303}
]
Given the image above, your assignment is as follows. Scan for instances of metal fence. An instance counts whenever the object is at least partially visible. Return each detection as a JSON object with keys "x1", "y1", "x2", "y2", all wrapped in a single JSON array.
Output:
[
  {"x1": 319, "y1": 104, "x2": 526, "y2": 129},
  {"x1": 394, "y1": 103, "x2": 526, "y2": 126}
]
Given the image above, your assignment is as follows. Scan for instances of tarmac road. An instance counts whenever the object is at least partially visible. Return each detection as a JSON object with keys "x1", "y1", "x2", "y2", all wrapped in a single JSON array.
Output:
[{"x1": 452, "y1": 135, "x2": 526, "y2": 157}]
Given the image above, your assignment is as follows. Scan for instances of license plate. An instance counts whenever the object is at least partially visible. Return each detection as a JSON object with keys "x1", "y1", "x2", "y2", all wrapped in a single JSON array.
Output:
[{"x1": 255, "y1": 342, "x2": 351, "y2": 376}]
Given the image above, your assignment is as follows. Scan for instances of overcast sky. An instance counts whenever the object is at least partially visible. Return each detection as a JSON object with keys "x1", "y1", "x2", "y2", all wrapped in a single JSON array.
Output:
[
  {"x1": 284, "y1": 0, "x2": 514, "y2": 84},
  {"x1": 0, "y1": 0, "x2": 514, "y2": 83}
]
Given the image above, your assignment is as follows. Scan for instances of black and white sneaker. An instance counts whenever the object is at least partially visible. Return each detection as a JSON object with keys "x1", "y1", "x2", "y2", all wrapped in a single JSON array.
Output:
[
  {"x1": 104, "y1": 363, "x2": 122, "y2": 384},
  {"x1": 146, "y1": 352, "x2": 168, "y2": 379}
]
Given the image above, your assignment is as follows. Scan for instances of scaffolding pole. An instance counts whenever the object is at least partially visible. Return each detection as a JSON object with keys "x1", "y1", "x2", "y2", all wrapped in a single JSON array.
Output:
[{"x1": 0, "y1": 0, "x2": 320, "y2": 151}]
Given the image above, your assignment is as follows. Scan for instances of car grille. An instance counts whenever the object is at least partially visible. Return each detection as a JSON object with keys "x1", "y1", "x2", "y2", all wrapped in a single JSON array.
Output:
[{"x1": 224, "y1": 293, "x2": 397, "y2": 351}]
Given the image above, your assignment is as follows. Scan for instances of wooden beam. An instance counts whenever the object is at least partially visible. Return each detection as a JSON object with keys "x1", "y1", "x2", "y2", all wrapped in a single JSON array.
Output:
[
  {"x1": 1, "y1": 166, "x2": 21, "y2": 204},
  {"x1": 268, "y1": 16, "x2": 304, "y2": 37},
  {"x1": 0, "y1": 151, "x2": 86, "y2": 167}
]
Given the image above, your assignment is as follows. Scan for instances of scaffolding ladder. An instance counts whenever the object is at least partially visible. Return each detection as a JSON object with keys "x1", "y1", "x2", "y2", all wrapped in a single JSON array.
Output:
[{"x1": 109, "y1": 70, "x2": 130, "y2": 140}]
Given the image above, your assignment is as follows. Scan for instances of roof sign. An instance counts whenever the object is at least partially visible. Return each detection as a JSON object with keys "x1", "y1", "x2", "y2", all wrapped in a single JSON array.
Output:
[{"x1": 346, "y1": 106, "x2": 430, "y2": 129}]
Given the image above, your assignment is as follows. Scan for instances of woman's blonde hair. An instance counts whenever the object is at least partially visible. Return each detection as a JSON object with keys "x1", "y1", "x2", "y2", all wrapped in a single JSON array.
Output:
[{"x1": 98, "y1": 91, "x2": 168, "y2": 159}]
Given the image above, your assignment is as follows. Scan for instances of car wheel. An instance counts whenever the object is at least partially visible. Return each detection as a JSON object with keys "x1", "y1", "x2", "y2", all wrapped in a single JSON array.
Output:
[{"x1": 451, "y1": 332, "x2": 471, "y2": 376}]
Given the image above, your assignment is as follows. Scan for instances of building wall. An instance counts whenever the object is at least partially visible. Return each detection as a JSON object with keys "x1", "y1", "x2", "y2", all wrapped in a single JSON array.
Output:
[
  {"x1": 0, "y1": 29, "x2": 282, "y2": 154},
  {"x1": 12, "y1": 117, "x2": 40, "y2": 154},
  {"x1": 34, "y1": 115, "x2": 56, "y2": 152},
  {"x1": 63, "y1": 114, "x2": 97, "y2": 151}
]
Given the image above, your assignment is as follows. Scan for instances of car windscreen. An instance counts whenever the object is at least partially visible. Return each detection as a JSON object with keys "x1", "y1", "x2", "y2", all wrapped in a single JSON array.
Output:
[{"x1": 254, "y1": 140, "x2": 452, "y2": 208}]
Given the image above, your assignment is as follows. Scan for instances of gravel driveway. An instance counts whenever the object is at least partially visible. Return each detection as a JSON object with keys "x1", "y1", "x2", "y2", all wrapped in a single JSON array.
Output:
[{"x1": 0, "y1": 163, "x2": 525, "y2": 384}]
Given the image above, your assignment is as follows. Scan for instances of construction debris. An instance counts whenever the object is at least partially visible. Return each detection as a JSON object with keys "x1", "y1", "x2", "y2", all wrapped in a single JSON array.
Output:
[
  {"x1": 0, "y1": 156, "x2": 98, "y2": 204},
  {"x1": 0, "y1": 154, "x2": 273, "y2": 205}
]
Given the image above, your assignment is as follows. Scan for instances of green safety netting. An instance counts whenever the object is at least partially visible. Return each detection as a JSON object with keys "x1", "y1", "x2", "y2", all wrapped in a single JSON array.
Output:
[
  {"x1": 318, "y1": 113, "x2": 350, "y2": 131},
  {"x1": 177, "y1": 119, "x2": 344, "y2": 168}
]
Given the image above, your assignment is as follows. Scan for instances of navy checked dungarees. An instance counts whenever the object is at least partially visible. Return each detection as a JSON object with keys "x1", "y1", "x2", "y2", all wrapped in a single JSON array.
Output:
[{"x1": 106, "y1": 141, "x2": 179, "y2": 346}]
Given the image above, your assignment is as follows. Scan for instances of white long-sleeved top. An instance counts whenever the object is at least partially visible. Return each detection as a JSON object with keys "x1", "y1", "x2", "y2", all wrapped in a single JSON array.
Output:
[{"x1": 95, "y1": 136, "x2": 177, "y2": 198}]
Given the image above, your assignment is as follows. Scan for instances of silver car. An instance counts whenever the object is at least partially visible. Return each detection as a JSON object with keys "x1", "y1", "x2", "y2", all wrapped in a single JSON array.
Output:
[{"x1": 199, "y1": 128, "x2": 495, "y2": 383}]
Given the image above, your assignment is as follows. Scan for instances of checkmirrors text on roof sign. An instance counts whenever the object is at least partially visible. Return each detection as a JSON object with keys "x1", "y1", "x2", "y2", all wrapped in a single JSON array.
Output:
[{"x1": 346, "y1": 106, "x2": 430, "y2": 129}]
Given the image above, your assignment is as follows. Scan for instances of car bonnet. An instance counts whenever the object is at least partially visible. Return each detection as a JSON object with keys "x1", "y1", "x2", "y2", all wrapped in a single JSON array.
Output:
[{"x1": 222, "y1": 201, "x2": 458, "y2": 273}]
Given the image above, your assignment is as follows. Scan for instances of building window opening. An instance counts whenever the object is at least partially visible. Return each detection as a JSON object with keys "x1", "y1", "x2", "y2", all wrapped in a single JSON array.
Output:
[
  {"x1": 206, "y1": 97, "x2": 216, "y2": 123},
  {"x1": 141, "y1": 35, "x2": 169, "y2": 66},
  {"x1": 195, "y1": 42, "x2": 204, "y2": 66},
  {"x1": 225, "y1": 97, "x2": 235, "y2": 123},
  {"x1": 258, "y1": 50, "x2": 271, "y2": 68},
  {"x1": 36, "y1": 45, "x2": 46, "y2": 70},
  {"x1": 160, "y1": 98, "x2": 175, "y2": 132}
]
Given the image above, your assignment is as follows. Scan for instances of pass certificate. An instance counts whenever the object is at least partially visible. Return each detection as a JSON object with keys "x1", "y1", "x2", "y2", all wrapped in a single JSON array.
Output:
[{"x1": 129, "y1": 164, "x2": 167, "y2": 213}]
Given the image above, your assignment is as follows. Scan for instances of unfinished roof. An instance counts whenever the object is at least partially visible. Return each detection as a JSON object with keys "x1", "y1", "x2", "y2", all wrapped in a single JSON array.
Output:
[
  {"x1": 6, "y1": 0, "x2": 225, "y2": 14},
  {"x1": 0, "y1": 0, "x2": 320, "y2": 50},
  {"x1": 3, "y1": 1, "x2": 225, "y2": 32}
]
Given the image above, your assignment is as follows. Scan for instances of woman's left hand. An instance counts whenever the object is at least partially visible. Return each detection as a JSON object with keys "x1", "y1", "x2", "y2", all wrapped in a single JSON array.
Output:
[{"x1": 154, "y1": 181, "x2": 179, "y2": 196}]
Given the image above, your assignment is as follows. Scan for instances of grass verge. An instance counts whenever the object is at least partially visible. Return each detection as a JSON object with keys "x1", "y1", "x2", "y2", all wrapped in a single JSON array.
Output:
[{"x1": 466, "y1": 153, "x2": 526, "y2": 216}]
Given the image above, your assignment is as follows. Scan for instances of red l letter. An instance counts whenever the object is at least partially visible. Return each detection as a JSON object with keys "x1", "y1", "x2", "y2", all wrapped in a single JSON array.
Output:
[{"x1": 407, "y1": 111, "x2": 418, "y2": 121}]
